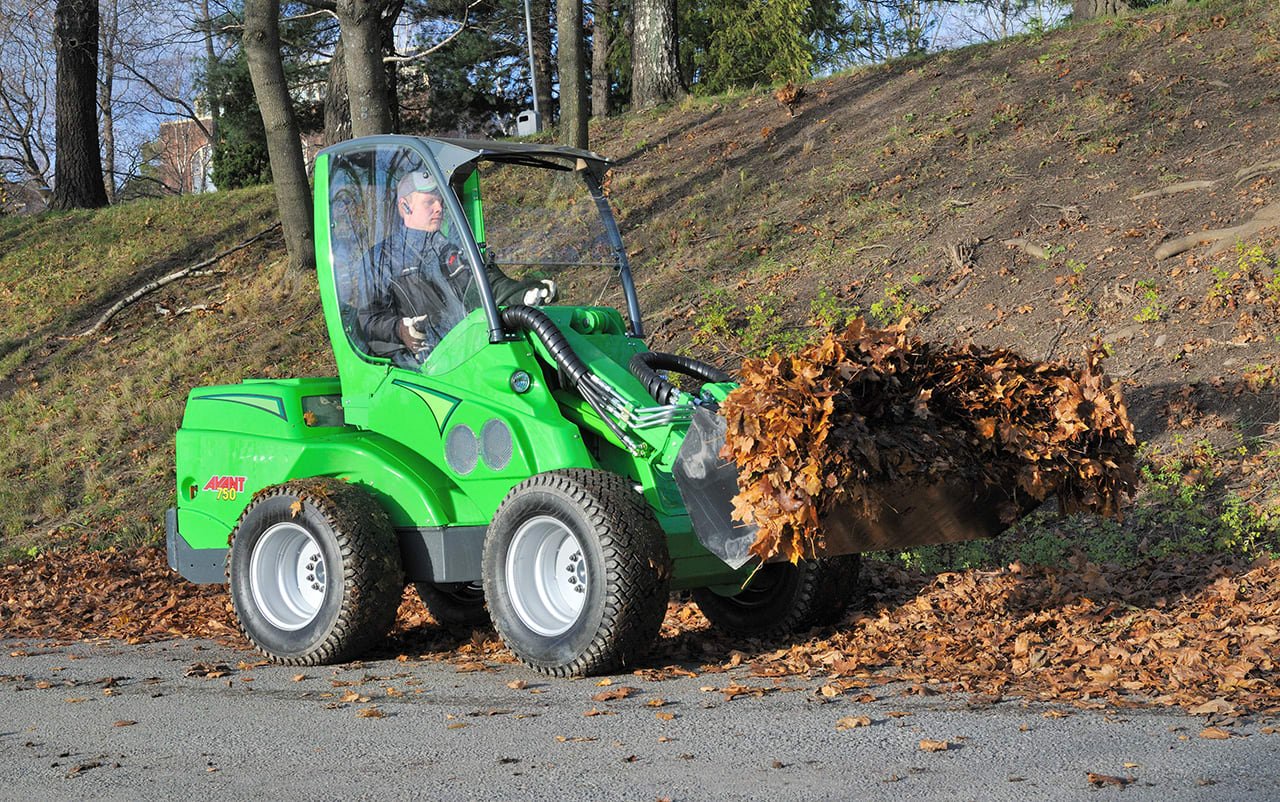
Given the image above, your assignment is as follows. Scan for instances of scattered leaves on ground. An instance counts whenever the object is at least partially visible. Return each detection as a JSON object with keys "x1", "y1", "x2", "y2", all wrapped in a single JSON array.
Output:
[
  {"x1": 836, "y1": 715, "x2": 872, "y2": 729},
  {"x1": 5, "y1": 546, "x2": 1280, "y2": 714},
  {"x1": 1086, "y1": 773, "x2": 1134, "y2": 787},
  {"x1": 591, "y1": 686, "x2": 640, "y2": 702}
]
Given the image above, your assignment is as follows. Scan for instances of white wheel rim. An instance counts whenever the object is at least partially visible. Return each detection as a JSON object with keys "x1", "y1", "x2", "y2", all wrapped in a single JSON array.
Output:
[
  {"x1": 250, "y1": 522, "x2": 327, "y2": 631},
  {"x1": 505, "y1": 515, "x2": 587, "y2": 637}
]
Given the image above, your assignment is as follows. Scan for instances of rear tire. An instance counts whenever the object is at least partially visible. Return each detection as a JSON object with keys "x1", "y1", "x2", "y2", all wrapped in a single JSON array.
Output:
[
  {"x1": 228, "y1": 477, "x2": 403, "y2": 665},
  {"x1": 482, "y1": 469, "x2": 670, "y2": 677},
  {"x1": 692, "y1": 555, "x2": 862, "y2": 638},
  {"x1": 414, "y1": 581, "x2": 490, "y2": 631}
]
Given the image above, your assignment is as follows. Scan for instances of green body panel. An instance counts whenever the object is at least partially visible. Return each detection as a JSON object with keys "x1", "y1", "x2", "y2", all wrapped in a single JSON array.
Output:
[
  {"x1": 174, "y1": 377, "x2": 459, "y2": 550},
  {"x1": 172, "y1": 146, "x2": 751, "y2": 591}
]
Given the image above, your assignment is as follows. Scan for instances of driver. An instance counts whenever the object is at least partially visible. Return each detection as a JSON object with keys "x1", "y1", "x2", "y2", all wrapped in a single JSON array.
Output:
[{"x1": 360, "y1": 171, "x2": 556, "y2": 362}]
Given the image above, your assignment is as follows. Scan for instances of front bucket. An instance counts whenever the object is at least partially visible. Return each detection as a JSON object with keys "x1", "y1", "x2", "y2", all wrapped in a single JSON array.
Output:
[
  {"x1": 674, "y1": 408, "x2": 1027, "y2": 567},
  {"x1": 817, "y1": 480, "x2": 1024, "y2": 557},
  {"x1": 672, "y1": 407, "x2": 759, "y2": 569}
]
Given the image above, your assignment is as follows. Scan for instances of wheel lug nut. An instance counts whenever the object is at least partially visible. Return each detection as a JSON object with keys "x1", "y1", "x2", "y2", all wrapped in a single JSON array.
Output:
[
  {"x1": 312, "y1": 582, "x2": 321, "y2": 590},
  {"x1": 306, "y1": 574, "x2": 315, "y2": 582}
]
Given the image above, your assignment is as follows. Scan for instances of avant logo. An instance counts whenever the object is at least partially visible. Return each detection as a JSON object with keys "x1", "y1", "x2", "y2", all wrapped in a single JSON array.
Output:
[
  {"x1": 203, "y1": 475, "x2": 247, "y2": 492},
  {"x1": 203, "y1": 475, "x2": 247, "y2": 500}
]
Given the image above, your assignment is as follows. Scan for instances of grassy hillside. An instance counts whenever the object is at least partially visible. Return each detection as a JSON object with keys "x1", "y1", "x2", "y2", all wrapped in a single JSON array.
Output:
[
  {"x1": 0, "y1": 186, "x2": 332, "y2": 553},
  {"x1": 1, "y1": 0, "x2": 1278, "y2": 566}
]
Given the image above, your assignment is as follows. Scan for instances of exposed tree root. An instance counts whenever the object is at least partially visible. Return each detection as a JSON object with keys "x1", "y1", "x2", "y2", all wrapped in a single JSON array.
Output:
[
  {"x1": 74, "y1": 222, "x2": 280, "y2": 338},
  {"x1": 1002, "y1": 238, "x2": 1049, "y2": 260},
  {"x1": 1235, "y1": 160, "x2": 1280, "y2": 187},
  {"x1": 1129, "y1": 180, "x2": 1216, "y2": 201},
  {"x1": 1153, "y1": 203, "x2": 1280, "y2": 261}
]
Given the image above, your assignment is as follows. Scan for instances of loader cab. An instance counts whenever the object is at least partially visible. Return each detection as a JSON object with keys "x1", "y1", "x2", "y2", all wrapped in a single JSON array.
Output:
[
  {"x1": 315, "y1": 136, "x2": 645, "y2": 404},
  {"x1": 322, "y1": 140, "x2": 480, "y2": 369}
]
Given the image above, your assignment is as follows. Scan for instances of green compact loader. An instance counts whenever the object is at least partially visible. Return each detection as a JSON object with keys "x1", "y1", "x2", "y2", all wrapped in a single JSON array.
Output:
[{"x1": 167, "y1": 136, "x2": 999, "y2": 676}]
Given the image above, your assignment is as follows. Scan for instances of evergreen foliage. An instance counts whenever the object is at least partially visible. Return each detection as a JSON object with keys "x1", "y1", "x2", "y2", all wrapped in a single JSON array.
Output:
[
  {"x1": 198, "y1": 2, "x2": 327, "y2": 189},
  {"x1": 402, "y1": 0, "x2": 533, "y2": 135}
]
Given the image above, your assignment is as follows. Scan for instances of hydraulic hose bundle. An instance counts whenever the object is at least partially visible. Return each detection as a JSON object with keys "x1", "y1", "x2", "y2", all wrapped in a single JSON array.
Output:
[
  {"x1": 500, "y1": 306, "x2": 733, "y2": 454},
  {"x1": 500, "y1": 305, "x2": 637, "y2": 451},
  {"x1": 628, "y1": 351, "x2": 731, "y2": 406}
]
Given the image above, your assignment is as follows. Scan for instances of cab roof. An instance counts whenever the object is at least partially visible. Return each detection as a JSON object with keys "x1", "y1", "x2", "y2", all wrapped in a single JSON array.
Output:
[{"x1": 319, "y1": 135, "x2": 612, "y2": 183}]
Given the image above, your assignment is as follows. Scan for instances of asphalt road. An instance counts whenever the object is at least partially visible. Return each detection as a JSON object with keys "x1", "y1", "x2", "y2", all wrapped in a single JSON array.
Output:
[{"x1": 2, "y1": 637, "x2": 1278, "y2": 801}]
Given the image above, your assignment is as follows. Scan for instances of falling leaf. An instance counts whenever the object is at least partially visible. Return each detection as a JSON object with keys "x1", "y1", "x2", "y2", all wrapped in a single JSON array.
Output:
[
  {"x1": 656, "y1": 712, "x2": 675, "y2": 721},
  {"x1": 647, "y1": 699, "x2": 666, "y2": 707},
  {"x1": 820, "y1": 685, "x2": 841, "y2": 698},
  {"x1": 507, "y1": 680, "x2": 528, "y2": 690},
  {"x1": 1199, "y1": 727, "x2": 1231, "y2": 740},
  {"x1": 356, "y1": 707, "x2": 387, "y2": 719},
  {"x1": 289, "y1": 500, "x2": 304, "y2": 517},
  {"x1": 836, "y1": 716, "x2": 871, "y2": 730},
  {"x1": 446, "y1": 722, "x2": 468, "y2": 729},
  {"x1": 290, "y1": 675, "x2": 307, "y2": 682},
  {"x1": 919, "y1": 740, "x2": 949, "y2": 752},
  {"x1": 112, "y1": 721, "x2": 136, "y2": 727},
  {"x1": 584, "y1": 708, "x2": 616, "y2": 717}
]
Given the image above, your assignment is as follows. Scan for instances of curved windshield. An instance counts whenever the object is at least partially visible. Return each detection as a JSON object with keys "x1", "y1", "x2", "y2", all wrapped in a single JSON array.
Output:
[{"x1": 471, "y1": 161, "x2": 630, "y2": 321}]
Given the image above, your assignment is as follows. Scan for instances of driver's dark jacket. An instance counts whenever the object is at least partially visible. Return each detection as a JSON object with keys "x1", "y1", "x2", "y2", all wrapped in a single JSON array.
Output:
[{"x1": 358, "y1": 227, "x2": 538, "y2": 359}]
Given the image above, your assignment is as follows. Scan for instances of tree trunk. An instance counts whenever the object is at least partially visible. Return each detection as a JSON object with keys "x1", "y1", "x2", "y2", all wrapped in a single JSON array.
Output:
[
  {"x1": 380, "y1": 0, "x2": 404, "y2": 133},
  {"x1": 98, "y1": 0, "x2": 118, "y2": 203},
  {"x1": 631, "y1": 0, "x2": 681, "y2": 111},
  {"x1": 557, "y1": 0, "x2": 588, "y2": 149},
  {"x1": 51, "y1": 0, "x2": 108, "y2": 210},
  {"x1": 323, "y1": 32, "x2": 352, "y2": 145},
  {"x1": 243, "y1": 0, "x2": 315, "y2": 272},
  {"x1": 590, "y1": 0, "x2": 611, "y2": 119},
  {"x1": 336, "y1": 0, "x2": 393, "y2": 137},
  {"x1": 1072, "y1": 0, "x2": 1133, "y2": 20},
  {"x1": 201, "y1": 0, "x2": 220, "y2": 153},
  {"x1": 530, "y1": 0, "x2": 554, "y2": 122}
]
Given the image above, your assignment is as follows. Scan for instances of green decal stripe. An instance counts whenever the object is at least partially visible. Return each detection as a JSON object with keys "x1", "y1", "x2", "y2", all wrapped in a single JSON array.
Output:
[
  {"x1": 198, "y1": 394, "x2": 287, "y2": 419},
  {"x1": 392, "y1": 380, "x2": 461, "y2": 433}
]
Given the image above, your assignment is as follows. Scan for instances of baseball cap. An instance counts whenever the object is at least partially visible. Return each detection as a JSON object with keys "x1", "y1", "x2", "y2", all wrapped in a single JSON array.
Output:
[{"x1": 396, "y1": 170, "x2": 440, "y2": 200}]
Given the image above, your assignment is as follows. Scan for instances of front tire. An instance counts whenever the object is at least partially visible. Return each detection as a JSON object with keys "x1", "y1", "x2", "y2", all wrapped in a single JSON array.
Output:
[
  {"x1": 228, "y1": 477, "x2": 403, "y2": 665},
  {"x1": 692, "y1": 555, "x2": 862, "y2": 638},
  {"x1": 482, "y1": 470, "x2": 670, "y2": 677}
]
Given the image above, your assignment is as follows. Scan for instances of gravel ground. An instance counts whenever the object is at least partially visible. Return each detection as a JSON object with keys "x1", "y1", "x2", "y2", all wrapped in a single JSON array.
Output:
[{"x1": 2, "y1": 637, "x2": 1279, "y2": 801}]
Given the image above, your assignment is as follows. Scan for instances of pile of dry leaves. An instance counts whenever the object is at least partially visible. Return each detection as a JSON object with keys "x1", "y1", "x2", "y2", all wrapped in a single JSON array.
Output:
[{"x1": 720, "y1": 319, "x2": 1138, "y2": 563}]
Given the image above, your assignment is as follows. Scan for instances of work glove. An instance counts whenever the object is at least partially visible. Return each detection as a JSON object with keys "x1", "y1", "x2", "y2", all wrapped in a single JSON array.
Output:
[
  {"x1": 522, "y1": 279, "x2": 557, "y2": 306},
  {"x1": 397, "y1": 315, "x2": 429, "y2": 350}
]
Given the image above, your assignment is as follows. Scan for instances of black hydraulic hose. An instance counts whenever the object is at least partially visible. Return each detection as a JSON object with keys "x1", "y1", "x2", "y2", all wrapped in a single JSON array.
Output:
[
  {"x1": 499, "y1": 305, "x2": 633, "y2": 448},
  {"x1": 629, "y1": 351, "x2": 732, "y2": 405},
  {"x1": 500, "y1": 305, "x2": 591, "y2": 389}
]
